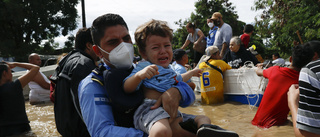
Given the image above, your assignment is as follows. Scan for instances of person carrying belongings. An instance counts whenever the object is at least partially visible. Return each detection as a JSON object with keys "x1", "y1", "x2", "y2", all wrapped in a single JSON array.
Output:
[{"x1": 199, "y1": 46, "x2": 231, "y2": 104}]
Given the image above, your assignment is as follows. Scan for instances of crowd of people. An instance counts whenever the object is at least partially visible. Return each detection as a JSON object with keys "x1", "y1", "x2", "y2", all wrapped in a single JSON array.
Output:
[{"x1": 0, "y1": 11, "x2": 319, "y2": 137}]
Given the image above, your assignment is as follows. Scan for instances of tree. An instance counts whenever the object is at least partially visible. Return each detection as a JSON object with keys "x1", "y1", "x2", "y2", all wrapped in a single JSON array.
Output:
[
  {"x1": 0, "y1": 0, "x2": 79, "y2": 61},
  {"x1": 63, "y1": 35, "x2": 75, "y2": 53},
  {"x1": 172, "y1": 0, "x2": 246, "y2": 62},
  {"x1": 253, "y1": 0, "x2": 320, "y2": 54}
]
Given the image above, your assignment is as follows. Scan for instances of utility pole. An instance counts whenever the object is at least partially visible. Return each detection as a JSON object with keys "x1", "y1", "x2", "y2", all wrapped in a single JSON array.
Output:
[{"x1": 81, "y1": 0, "x2": 86, "y2": 27}]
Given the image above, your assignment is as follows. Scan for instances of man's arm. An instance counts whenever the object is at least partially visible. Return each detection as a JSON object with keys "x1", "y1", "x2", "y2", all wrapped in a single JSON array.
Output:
[
  {"x1": 151, "y1": 81, "x2": 196, "y2": 121},
  {"x1": 32, "y1": 72, "x2": 50, "y2": 89},
  {"x1": 287, "y1": 85, "x2": 320, "y2": 137},
  {"x1": 78, "y1": 77, "x2": 145, "y2": 137},
  {"x1": 220, "y1": 42, "x2": 228, "y2": 57},
  {"x1": 7, "y1": 62, "x2": 40, "y2": 88}
]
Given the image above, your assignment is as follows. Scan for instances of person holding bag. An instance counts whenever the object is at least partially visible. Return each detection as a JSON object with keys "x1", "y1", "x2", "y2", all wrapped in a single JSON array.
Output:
[{"x1": 181, "y1": 22, "x2": 206, "y2": 67}]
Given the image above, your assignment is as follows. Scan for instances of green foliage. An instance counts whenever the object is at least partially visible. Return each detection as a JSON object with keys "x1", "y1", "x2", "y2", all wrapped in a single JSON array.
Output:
[
  {"x1": 0, "y1": 0, "x2": 79, "y2": 61},
  {"x1": 172, "y1": 0, "x2": 248, "y2": 62},
  {"x1": 253, "y1": 0, "x2": 320, "y2": 55},
  {"x1": 63, "y1": 35, "x2": 75, "y2": 53}
]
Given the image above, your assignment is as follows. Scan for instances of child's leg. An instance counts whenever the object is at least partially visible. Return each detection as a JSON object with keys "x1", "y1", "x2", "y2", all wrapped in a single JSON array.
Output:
[
  {"x1": 194, "y1": 115, "x2": 211, "y2": 128},
  {"x1": 149, "y1": 118, "x2": 172, "y2": 137},
  {"x1": 194, "y1": 115, "x2": 239, "y2": 137}
]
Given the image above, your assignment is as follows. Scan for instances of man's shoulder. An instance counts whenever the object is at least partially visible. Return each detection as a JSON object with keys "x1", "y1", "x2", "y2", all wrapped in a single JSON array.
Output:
[
  {"x1": 79, "y1": 73, "x2": 104, "y2": 93},
  {"x1": 224, "y1": 23, "x2": 232, "y2": 27},
  {"x1": 241, "y1": 33, "x2": 250, "y2": 38}
]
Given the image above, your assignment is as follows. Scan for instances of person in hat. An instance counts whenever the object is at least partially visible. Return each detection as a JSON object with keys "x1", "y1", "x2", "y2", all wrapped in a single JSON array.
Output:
[
  {"x1": 199, "y1": 46, "x2": 231, "y2": 104},
  {"x1": 211, "y1": 12, "x2": 232, "y2": 57},
  {"x1": 173, "y1": 49, "x2": 196, "y2": 90}
]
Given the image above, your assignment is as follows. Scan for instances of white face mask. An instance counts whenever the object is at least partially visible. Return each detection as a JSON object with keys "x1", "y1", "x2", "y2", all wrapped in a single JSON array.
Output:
[
  {"x1": 208, "y1": 22, "x2": 214, "y2": 28},
  {"x1": 98, "y1": 42, "x2": 134, "y2": 69}
]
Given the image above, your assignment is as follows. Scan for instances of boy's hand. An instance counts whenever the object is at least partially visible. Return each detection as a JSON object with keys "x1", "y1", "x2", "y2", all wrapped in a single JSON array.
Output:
[
  {"x1": 136, "y1": 65, "x2": 159, "y2": 80},
  {"x1": 191, "y1": 68, "x2": 202, "y2": 77}
]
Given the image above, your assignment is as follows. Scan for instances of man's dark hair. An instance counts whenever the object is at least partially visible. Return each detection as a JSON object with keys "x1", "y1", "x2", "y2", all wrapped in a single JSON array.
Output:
[
  {"x1": 304, "y1": 40, "x2": 320, "y2": 56},
  {"x1": 244, "y1": 24, "x2": 254, "y2": 33},
  {"x1": 273, "y1": 53, "x2": 280, "y2": 58},
  {"x1": 292, "y1": 44, "x2": 314, "y2": 68},
  {"x1": 91, "y1": 13, "x2": 128, "y2": 46},
  {"x1": 0, "y1": 62, "x2": 8, "y2": 81},
  {"x1": 75, "y1": 27, "x2": 93, "y2": 51}
]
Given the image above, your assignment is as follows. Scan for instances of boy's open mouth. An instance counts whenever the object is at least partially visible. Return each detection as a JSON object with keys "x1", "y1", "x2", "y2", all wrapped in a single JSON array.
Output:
[{"x1": 158, "y1": 57, "x2": 168, "y2": 62}]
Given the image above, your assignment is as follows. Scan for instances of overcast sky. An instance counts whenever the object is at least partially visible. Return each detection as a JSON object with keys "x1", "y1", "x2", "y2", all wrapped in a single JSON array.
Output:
[{"x1": 55, "y1": 0, "x2": 260, "y2": 48}]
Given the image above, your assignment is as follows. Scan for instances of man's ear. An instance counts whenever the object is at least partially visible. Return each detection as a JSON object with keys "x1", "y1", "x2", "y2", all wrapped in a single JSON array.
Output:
[
  {"x1": 85, "y1": 42, "x2": 92, "y2": 50},
  {"x1": 92, "y1": 45, "x2": 101, "y2": 57}
]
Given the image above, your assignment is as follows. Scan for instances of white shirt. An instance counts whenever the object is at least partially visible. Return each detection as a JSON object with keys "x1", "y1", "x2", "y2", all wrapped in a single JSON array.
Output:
[{"x1": 272, "y1": 58, "x2": 285, "y2": 65}]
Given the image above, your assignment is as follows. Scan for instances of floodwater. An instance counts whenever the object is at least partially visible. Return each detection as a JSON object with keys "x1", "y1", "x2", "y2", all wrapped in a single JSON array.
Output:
[{"x1": 23, "y1": 94, "x2": 295, "y2": 137}]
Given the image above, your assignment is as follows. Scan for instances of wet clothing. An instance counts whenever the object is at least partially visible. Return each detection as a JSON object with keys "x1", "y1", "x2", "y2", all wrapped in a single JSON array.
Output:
[
  {"x1": 78, "y1": 63, "x2": 195, "y2": 137},
  {"x1": 134, "y1": 99, "x2": 196, "y2": 134},
  {"x1": 297, "y1": 60, "x2": 320, "y2": 134},
  {"x1": 0, "y1": 79, "x2": 31, "y2": 136},
  {"x1": 125, "y1": 61, "x2": 185, "y2": 93},
  {"x1": 126, "y1": 61, "x2": 195, "y2": 134},
  {"x1": 28, "y1": 71, "x2": 51, "y2": 104},
  {"x1": 174, "y1": 63, "x2": 191, "y2": 83},
  {"x1": 207, "y1": 26, "x2": 218, "y2": 48},
  {"x1": 223, "y1": 46, "x2": 259, "y2": 68},
  {"x1": 199, "y1": 59, "x2": 231, "y2": 104},
  {"x1": 252, "y1": 66, "x2": 299, "y2": 128},
  {"x1": 51, "y1": 49, "x2": 96, "y2": 137}
]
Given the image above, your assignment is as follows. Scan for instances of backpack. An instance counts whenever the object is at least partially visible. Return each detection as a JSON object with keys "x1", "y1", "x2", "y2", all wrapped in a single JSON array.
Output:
[
  {"x1": 49, "y1": 50, "x2": 90, "y2": 137},
  {"x1": 89, "y1": 65, "x2": 144, "y2": 127}
]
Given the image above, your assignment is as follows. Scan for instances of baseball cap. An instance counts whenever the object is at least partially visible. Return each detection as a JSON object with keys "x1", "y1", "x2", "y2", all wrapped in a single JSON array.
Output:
[
  {"x1": 203, "y1": 46, "x2": 219, "y2": 61},
  {"x1": 211, "y1": 12, "x2": 222, "y2": 20},
  {"x1": 173, "y1": 49, "x2": 189, "y2": 61}
]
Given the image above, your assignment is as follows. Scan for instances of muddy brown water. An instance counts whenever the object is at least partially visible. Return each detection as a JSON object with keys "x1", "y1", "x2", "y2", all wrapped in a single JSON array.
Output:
[{"x1": 23, "y1": 94, "x2": 295, "y2": 137}]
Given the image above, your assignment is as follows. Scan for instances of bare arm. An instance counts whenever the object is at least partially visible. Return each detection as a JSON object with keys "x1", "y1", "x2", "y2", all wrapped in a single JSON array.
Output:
[
  {"x1": 7, "y1": 62, "x2": 40, "y2": 88},
  {"x1": 123, "y1": 65, "x2": 159, "y2": 93},
  {"x1": 181, "y1": 68, "x2": 202, "y2": 82},
  {"x1": 151, "y1": 87, "x2": 181, "y2": 123},
  {"x1": 220, "y1": 42, "x2": 228, "y2": 57},
  {"x1": 288, "y1": 85, "x2": 320, "y2": 137},
  {"x1": 32, "y1": 72, "x2": 50, "y2": 89},
  {"x1": 181, "y1": 39, "x2": 191, "y2": 49},
  {"x1": 255, "y1": 63, "x2": 264, "y2": 76}
]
